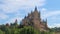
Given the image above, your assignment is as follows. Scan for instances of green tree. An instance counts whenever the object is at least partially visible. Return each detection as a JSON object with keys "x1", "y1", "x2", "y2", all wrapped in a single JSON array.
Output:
[
  {"x1": 0, "y1": 30, "x2": 5, "y2": 34},
  {"x1": 19, "y1": 26, "x2": 40, "y2": 34}
]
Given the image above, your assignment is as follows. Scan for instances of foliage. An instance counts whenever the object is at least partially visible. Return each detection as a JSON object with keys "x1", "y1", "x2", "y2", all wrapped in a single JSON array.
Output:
[
  {"x1": 0, "y1": 30, "x2": 5, "y2": 34},
  {"x1": 0, "y1": 22, "x2": 58, "y2": 34}
]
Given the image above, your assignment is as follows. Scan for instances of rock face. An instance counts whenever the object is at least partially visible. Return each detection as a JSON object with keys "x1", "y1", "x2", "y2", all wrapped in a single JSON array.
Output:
[{"x1": 21, "y1": 7, "x2": 48, "y2": 31}]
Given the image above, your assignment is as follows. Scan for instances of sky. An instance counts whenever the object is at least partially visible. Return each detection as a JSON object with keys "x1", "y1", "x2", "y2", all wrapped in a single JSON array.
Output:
[{"x1": 0, "y1": 0, "x2": 60, "y2": 28}]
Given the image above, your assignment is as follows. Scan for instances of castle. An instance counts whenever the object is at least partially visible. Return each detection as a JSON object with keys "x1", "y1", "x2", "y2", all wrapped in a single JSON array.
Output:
[{"x1": 21, "y1": 7, "x2": 48, "y2": 31}]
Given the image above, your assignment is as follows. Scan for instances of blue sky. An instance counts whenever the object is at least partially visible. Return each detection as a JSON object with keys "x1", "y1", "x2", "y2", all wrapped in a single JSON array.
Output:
[{"x1": 0, "y1": 0, "x2": 60, "y2": 28}]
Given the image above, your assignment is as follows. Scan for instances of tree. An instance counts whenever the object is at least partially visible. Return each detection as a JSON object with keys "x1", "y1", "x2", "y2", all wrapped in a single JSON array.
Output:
[
  {"x1": 0, "y1": 30, "x2": 5, "y2": 34},
  {"x1": 19, "y1": 26, "x2": 40, "y2": 34}
]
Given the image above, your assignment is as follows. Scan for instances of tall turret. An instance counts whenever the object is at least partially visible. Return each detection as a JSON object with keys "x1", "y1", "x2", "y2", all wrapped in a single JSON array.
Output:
[
  {"x1": 33, "y1": 7, "x2": 40, "y2": 19},
  {"x1": 15, "y1": 19, "x2": 18, "y2": 23},
  {"x1": 45, "y1": 19, "x2": 47, "y2": 27},
  {"x1": 14, "y1": 19, "x2": 18, "y2": 26}
]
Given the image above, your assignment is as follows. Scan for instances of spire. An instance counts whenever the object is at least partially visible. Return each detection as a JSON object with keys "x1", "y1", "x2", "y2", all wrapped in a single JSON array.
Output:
[
  {"x1": 24, "y1": 16, "x2": 26, "y2": 18},
  {"x1": 46, "y1": 19, "x2": 47, "y2": 23},
  {"x1": 24, "y1": 15, "x2": 28, "y2": 19},
  {"x1": 31, "y1": 10, "x2": 32, "y2": 12},
  {"x1": 39, "y1": 11, "x2": 41, "y2": 17},
  {"x1": 14, "y1": 19, "x2": 18, "y2": 26},
  {"x1": 15, "y1": 19, "x2": 18, "y2": 23},
  {"x1": 35, "y1": 6, "x2": 37, "y2": 11},
  {"x1": 45, "y1": 19, "x2": 47, "y2": 28}
]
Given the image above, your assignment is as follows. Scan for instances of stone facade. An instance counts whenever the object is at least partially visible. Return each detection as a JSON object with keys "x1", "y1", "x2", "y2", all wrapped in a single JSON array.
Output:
[{"x1": 21, "y1": 7, "x2": 48, "y2": 31}]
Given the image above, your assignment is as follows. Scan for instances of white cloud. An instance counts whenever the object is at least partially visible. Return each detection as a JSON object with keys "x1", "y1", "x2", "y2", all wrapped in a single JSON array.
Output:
[
  {"x1": 49, "y1": 23, "x2": 60, "y2": 28},
  {"x1": 42, "y1": 10, "x2": 60, "y2": 28},
  {"x1": 41, "y1": 8, "x2": 47, "y2": 12},
  {"x1": 5, "y1": 17, "x2": 23, "y2": 24},
  {"x1": 0, "y1": 13, "x2": 9, "y2": 19},
  {"x1": 0, "y1": 0, "x2": 46, "y2": 13},
  {"x1": 0, "y1": 0, "x2": 46, "y2": 24},
  {"x1": 43, "y1": 10, "x2": 60, "y2": 19}
]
